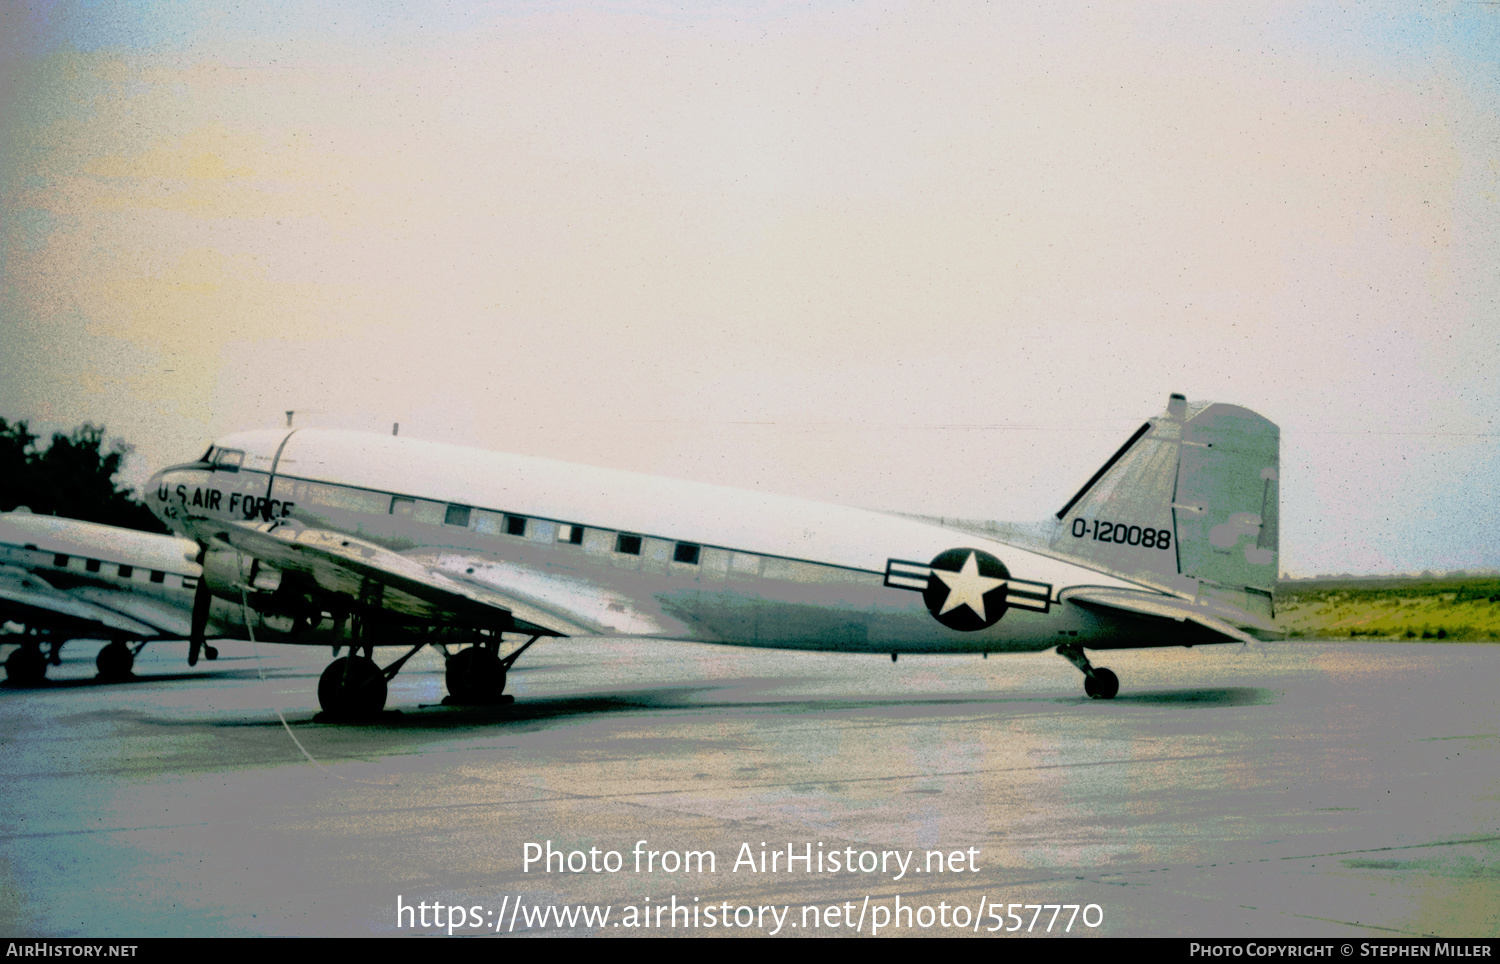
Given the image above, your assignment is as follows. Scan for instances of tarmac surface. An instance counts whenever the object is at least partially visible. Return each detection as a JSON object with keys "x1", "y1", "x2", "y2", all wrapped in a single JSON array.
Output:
[{"x1": 1, "y1": 637, "x2": 1497, "y2": 938}]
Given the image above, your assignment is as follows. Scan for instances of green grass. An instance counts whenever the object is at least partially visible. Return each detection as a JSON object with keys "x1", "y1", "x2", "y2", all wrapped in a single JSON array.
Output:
[{"x1": 1276, "y1": 575, "x2": 1500, "y2": 641}]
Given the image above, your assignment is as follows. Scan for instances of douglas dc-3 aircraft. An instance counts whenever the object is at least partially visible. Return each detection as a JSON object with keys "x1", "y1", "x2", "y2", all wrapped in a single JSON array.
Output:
[
  {"x1": 0, "y1": 510, "x2": 234, "y2": 683},
  {"x1": 145, "y1": 394, "x2": 1280, "y2": 717}
]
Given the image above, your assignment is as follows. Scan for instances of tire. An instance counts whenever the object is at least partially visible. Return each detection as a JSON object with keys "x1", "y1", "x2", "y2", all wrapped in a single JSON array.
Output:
[
  {"x1": 5, "y1": 646, "x2": 47, "y2": 685},
  {"x1": 446, "y1": 647, "x2": 507, "y2": 704},
  {"x1": 1084, "y1": 667, "x2": 1119, "y2": 700},
  {"x1": 317, "y1": 656, "x2": 387, "y2": 717},
  {"x1": 96, "y1": 641, "x2": 135, "y2": 680}
]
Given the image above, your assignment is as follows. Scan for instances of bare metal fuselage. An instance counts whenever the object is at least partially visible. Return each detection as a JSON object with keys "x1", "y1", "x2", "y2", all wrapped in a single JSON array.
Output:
[{"x1": 150, "y1": 429, "x2": 1153, "y2": 656}]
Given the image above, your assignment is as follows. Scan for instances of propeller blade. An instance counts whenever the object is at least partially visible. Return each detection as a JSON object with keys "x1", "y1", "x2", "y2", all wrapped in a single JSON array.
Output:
[{"x1": 189, "y1": 549, "x2": 211, "y2": 667}]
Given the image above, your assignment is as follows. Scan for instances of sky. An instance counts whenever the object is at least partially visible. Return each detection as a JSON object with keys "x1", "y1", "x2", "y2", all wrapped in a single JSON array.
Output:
[{"x1": 2, "y1": 0, "x2": 1497, "y2": 577}]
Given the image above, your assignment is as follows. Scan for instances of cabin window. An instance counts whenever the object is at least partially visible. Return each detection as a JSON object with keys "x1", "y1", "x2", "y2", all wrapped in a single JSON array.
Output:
[
  {"x1": 505, "y1": 515, "x2": 527, "y2": 537},
  {"x1": 53, "y1": 553, "x2": 68, "y2": 567},
  {"x1": 300, "y1": 482, "x2": 386, "y2": 514},
  {"x1": 615, "y1": 533, "x2": 642, "y2": 555},
  {"x1": 444, "y1": 504, "x2": 471, "y2": 527},
  {"x1": 558, "y1": 524, "x2": 584, "y2": 545},
  {"x1": 673, "y1": 542, "x2": 701, "y2": 565},
  {"x1": 411, "y1": 501, "x2": 445, "y2": 525},
  {"x1": 150, "y1": 570, "x2": 166, "y2": 583},
  {"x1": 390, "y1": 497, "x2": 414, "y2": 516},
  {"x1": 214, "y1": 449, "x2": 243, "y2": 473},
  {"x1": 118, "y1": 565, "x2": 133, "y2": 579},
  {"x1": 85, "y1": 559, "x2": 101, "y2": 573}
]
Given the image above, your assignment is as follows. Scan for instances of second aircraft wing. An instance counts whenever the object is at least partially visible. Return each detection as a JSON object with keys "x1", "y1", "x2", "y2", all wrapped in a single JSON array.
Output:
[{"x1": 0, "y1": 564, "x2": 169, "y2": 638}]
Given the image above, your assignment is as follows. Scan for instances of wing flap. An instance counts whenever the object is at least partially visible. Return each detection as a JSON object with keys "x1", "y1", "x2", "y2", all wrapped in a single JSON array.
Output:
[
  {"x1": 1064, "y1": 587, "x2": 1268, "y2": 644},
  {"x1": 422, "y1": 553, "x2": 667, "y2": 637}
]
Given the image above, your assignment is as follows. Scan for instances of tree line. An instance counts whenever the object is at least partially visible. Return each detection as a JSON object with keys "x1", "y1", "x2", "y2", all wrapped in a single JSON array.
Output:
[{"x1": 0, "y1": 419, "x2": 168, "y2": 533}]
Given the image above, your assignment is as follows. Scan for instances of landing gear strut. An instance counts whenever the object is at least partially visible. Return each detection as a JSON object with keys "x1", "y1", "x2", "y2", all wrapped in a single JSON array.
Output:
[
  {"x1": 314, "y1": 612, "x2": 427, "y2": 719},
  {"x1": 1056, "y1": 643, "x2": 1119, "y2": 699}
]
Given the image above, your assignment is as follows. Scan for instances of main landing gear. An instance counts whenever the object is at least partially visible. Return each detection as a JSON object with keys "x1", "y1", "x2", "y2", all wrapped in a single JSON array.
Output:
[
  {"x1": 1056, "y1": 643, "x2": 1119, "y2": 700},
  {"x1": 314, "y1": 633, "x2": 548, "y2": 719},
  {"x1": 3, "y1": 631, "x2": 64, "y2": 685},
  {"x1": 442, "y1": 634, "x2": 545, "y2": 707},
  {"x1": 445, "y1": 645, "x2": 506, "y2": 704},
  {"x1": 4, "y1": 636, "x2": 149, "y2": 684},
  {"x1": 318, "y1": 654, "x2": 389, "y2": 718}
]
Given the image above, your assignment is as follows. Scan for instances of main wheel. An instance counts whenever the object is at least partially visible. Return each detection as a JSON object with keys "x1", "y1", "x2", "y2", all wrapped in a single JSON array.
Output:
[
  {"x1": 96, "y1": 641, "x2": 135, "y2": 679},
  {"x1": 1084, "y1": 667, "x2": 1119, "y2": 699},
  {"x1": 445, "y1": 647, "x2": 507, "y2": 704},
  {"x1": 317, "y1": 656, "x2": 387, "y2": 717},
  {"x1": 5, "y1": 646, "x2": 47, "y2": 685}
]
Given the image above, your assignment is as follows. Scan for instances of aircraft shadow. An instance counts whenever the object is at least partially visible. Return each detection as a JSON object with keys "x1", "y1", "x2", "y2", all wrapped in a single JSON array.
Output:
[
  {"x1": 1109, "y1": 686, "x2": 1279, "y2": 707},
  {"x1": 285, "y1": 682, "x2": 1282, "y2": 729},
  {"x1": 1, "y1": 668, "x2": 273, "y2": 690}
]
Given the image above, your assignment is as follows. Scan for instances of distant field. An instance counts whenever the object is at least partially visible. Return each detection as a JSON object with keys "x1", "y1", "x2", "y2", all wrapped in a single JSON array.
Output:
[{"x1": 1276, "y1": 575, "x2": 1500, "y2": 641}]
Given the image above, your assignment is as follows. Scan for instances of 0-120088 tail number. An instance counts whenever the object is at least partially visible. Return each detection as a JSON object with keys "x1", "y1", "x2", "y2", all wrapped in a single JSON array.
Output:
[{"x1": 1071, "y1": 519, "x2": 1171, "y2": 550}]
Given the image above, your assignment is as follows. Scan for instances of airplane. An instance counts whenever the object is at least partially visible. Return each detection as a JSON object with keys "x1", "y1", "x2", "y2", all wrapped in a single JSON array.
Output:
[
  {"x1": 0, "y1": 509, "x2": 219, "y2": 683},
  {"x1": 143, "y1": 393, "x2": 1281, "y2": 717},
  {"x1": 0, "y1": 509, "x2": 336, "y2": 683}
]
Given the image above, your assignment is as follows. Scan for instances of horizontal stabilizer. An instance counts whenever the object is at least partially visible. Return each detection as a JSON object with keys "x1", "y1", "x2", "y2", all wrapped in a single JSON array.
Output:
[{"x1": 1064, "y1": 587, "x2": 1274, "y2": 644}]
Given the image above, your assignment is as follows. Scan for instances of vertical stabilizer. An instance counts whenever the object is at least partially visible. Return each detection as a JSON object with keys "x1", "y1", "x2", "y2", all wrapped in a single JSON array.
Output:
[{"x1": 1049, "y1": 395, "x2": 1279, "y2": 624}]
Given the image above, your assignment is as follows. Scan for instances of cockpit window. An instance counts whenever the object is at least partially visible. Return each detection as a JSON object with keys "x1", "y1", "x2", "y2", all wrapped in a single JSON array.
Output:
[
  {"x1": 200, "y1": 445, "x2": 217, "y2": 464},
  {"x1": 214, "y1": 449, "x2": 244, "y2": 472}
]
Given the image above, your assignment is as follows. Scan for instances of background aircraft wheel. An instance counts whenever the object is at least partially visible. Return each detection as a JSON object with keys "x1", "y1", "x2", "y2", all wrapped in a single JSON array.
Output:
[
  {"x1": 5, "y1": 646, "x2": 47, "y2": 685},
  {"x1": 96, "y1": 641, "x2": 135, "y2": 680},
  {"x1": 1084, "y1": 667, "x2": 1119, "y2": 700},
  {"x1": 446, "y1": 647, "x2": 506, "y2": 704},
  {"x1": 317, "y1": 656, "x2": 387, "y2": 717}
]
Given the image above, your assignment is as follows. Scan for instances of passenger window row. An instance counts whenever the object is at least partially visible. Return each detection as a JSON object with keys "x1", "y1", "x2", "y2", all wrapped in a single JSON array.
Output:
[
  {"x1": 50, "y1": 553, "x2": 168, "y2": 583},
  {"x1": 386, "y1": 494, "x2": 702, "y2": 566}
]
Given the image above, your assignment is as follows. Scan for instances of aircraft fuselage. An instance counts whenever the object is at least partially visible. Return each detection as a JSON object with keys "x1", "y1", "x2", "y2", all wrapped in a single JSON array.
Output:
[{"x1": 148, "y1": 429, "x2": 1153, "y2": 656}]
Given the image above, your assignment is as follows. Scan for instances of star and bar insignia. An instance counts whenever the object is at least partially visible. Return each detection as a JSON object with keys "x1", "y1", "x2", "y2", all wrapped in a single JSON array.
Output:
[{"x1": 884, "y1": 548, "x2": 1052, "y2": 631}]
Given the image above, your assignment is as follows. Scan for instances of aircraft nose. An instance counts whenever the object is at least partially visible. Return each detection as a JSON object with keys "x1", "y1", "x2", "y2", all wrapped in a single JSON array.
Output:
[
  {"x1": 146, "y1": 465, "x2": 186, "y2": 530},
  {"x1": 146, "y1": 468, "x2": 171, "y2": 514}
]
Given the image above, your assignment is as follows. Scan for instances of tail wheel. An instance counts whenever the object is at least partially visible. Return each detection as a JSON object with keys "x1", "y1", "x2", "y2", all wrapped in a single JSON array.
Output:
[
  {"x1": 1084, "y1": 667, "x2": 1119, "y2": 700},
  {"x1": 317, "y1": 656, "x2": 387, "y2": 717},
  {"x1": 5, "y1": 646, "x2": 47, "y2": 685},
  {"x1": 96, "y1": 641, "x2": 135, "y2": 680},
  {"x1": 446, "y1": 647, "x2": 507, "y2": 704}
]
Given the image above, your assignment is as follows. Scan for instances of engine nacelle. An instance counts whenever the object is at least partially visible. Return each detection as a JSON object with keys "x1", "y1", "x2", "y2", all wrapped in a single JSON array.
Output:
[{"x1": 201, "y1": 548, "x2": 282, "y2": 595}]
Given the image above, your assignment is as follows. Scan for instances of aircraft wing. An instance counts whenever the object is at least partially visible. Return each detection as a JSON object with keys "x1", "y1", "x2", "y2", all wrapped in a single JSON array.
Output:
[
  {"x1": 0, "y1": 564, "x2": 167, "y2": 638},
  {"x1": 1063, "y1": 587, "x2": 1272, "y2": 644},
  {"x1": 211, "y1": 520, "x2": 588, "y2": 637}
]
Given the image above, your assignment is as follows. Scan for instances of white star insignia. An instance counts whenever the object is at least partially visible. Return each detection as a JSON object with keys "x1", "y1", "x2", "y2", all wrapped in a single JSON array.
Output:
[{"x1": 932, "y1": 552, "x2": 1007, "y2": 621}]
